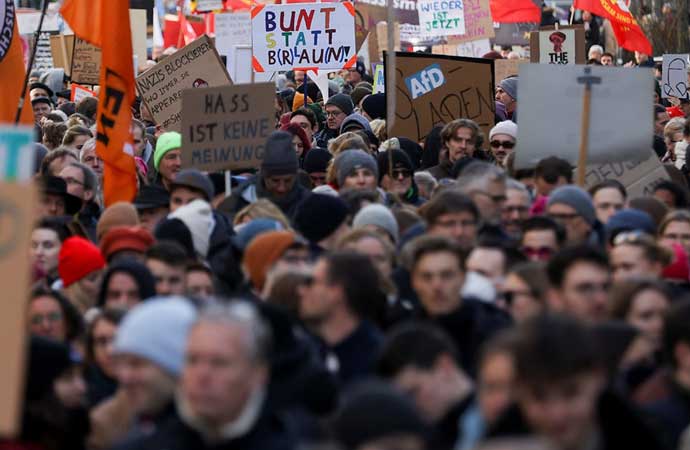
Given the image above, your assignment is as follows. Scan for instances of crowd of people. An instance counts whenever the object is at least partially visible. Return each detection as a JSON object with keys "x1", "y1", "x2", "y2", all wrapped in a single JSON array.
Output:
[{"x1": 18, "y1": 38, "x2": 690, "y2": 450}]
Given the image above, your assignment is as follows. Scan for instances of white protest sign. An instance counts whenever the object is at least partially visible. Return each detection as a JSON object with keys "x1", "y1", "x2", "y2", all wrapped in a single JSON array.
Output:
[
  {"x1": 456, "y1": 38, "x2": 491, "y2": 58},
  {"x1": 215, "y1": 12, "x2": 252, "y2": 82},
  {"x1": 17, "y1": 11, "x2": 59, "y2": 35},
  {"x1": 516, "y1": 64, "x2": 653, "y2": 169},
  {"x1": 662, "y1": 54, "x2": 690, "y2": 99},
  {"x1": 538, "y1": 29, "x2": 576, "y2": 65},
  {"x1": 197, "y1": 0, "x2": 223, "y2": 12},
  {"x1": 417, "y1": 0, "x2": 466, "y2": 38},
  {"x1": 251, "y1": 2, "x2": 357, "y2": 72}
]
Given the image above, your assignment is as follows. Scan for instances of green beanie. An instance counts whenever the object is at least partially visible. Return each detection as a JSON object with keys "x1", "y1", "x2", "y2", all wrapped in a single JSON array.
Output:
[{"x1": 154, "y1": 132, "x2": 182, "y2": 171}]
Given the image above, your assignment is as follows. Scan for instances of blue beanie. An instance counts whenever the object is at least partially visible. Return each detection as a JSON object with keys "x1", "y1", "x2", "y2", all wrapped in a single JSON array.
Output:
[
  {"x1": 606, "y1": 209, "x2": 656, "y2": 241},
  {"x1": 113, "y1": 297, "x2": 197, "y2": 376},
  {"x1": 547, "y1": 185, "x2": 596, "y2": 225}
]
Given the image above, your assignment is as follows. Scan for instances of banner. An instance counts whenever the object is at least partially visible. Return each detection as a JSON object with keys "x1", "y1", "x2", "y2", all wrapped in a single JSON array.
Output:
[
  {"x1": 1, "y1": 0, "x2": 34, "y2": 124},
  {"x1": 135, "y1": 35, "x2": 232, "y2": 131},
  {"x1": 662, "y1": 54, "x2": 690, "y2": 99},
  {"x1": 417, "y1": 0, "x2": 466, "y2": 38},
  {"x1": 386, "y1": 52, "x2": 495, "y2": 142},
  {"x1": 181, "y1": 83, "x2": 275, "y2": 171},
  {"x1": 251, "y1": 2, "x2": 357, "y2": 72},
  {"x1": 573, "y1": 0, "x2": 651, "y2": 55},
  {"x1": 489, "y1": 0, "x2": 541, "y2": 23}
]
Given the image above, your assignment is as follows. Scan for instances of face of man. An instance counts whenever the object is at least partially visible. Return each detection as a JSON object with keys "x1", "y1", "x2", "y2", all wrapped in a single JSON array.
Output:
[
  {"x1": 105, "y1": 272, "x2": 142, "y2": 310},
  {"x1": 182, "y1": 321, "x2": 267, "y2": 427},
  {"x1": 170, "y1": 186, "x2": 206, "y2": 213},
  {"x1": 38, "y1": 193, "x2": 66, "y2": 217},
  {"x1": 132, "y1": 126, "x2": 146, "y2": 157},
  {"x1": 81, "y1": 148, "x2": 103, "y2": 178},
  {"x1": 466, "y1": 247, "x2": 506, "y2": 291},
  {"x1": 33, "y1": 102, "x2": 51, "y2": 122},
  {"x1": 547, "y1": 203, "x2": 591, "y2": 245},
  {"x1": 592, "y1": 187, "x2": 624, "y2": 225},
  {"x1": 342, "y1": 167, "x2": 378, "y2": 191},
  {"x1": 159, "y1": 149, "x2": 182, "y2": 185},
  {"x1": 446, "y1": 127, "x2": 476, "y2": 163},
  {"x1": 347, "y1": 68, "x2": 362, "y2": 85},
  {"x1": 186, "y1": 270, "x2": 214, "y2": 299},
  {"x1": 298, "y1": 258, "x2": 341, "y2": 324},
  {"x1": 411, "y1": 251, "x2": 464, "y2": 317},
  {"x1": 502, "y1": 189, "x2": 530, "y2": 236},
  {"x1": 655, "y1": 111, "x2": 670, "y2": 136},
  {"x1": 469, "y1": 180, "x2": 507, "y2": 224},
  {"x1": 309, "y1": 171, "x2": 328, "y2": 187},
  {"x1": 521, "y1": 229, "x2": 559, "y2": 262},
  {"x1": 428, "y1": 212, "x2": 478, "y2": 251},
  {"x1": 601, "y1": 54, "x2": 614, "y2": 66},
  {"x1": 56, "y1": 96, "x2": 69, "y2": 107},
  {"x1": 489, "y1": 134, "x2": 516, "y2": 165},
  {"x1": 30, "y1": 88, "x2": 50, "y2": 100},
  {"x1": 495, "y1": 87, "x2": 515, "y2": 112},
  {"x1": 294, "y1": 70, "x2": 305, "y2": 85},
  {"x1": 59, "y1": 165, "x2": 92, "y2": 203},
  {"x1": 380, "y1": 167, "x2": 413, "y2": 196},
  {"x1": 138, "y1": 207, "x2": 169, "y2": 233},
  {"x1": 611, "y1": 244, "x2": 661, "y2": 282},
  {"x1": 326, "y1": 105, "x2": 347, "y2": 131},
  {"x1": 290, "y1": 114, "x2": 315, "y2": 142},
  {"x1": 556, "y1": 261, "x2": 610, "y2": 322},
  {"x1": 264, "y1": 174, "x2": 296, "y2": 198},
  {"x1": 115, "y1": 354, "x2": 177, "y2": 416},
  {"x1": 146, "y1": 259, "x2": 186, "y2": 296}
]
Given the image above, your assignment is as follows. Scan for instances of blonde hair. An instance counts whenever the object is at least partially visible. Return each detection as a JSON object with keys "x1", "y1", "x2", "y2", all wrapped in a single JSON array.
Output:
[
  {"x1": 665, "y1": 117, "x2": 686, "y2": 140},
  {"x1": 370, "y1": 119, "x2": 387, "y2": 142},
  {"x1": 233, "y1": 199, "x2": 291, "y2": 229}
]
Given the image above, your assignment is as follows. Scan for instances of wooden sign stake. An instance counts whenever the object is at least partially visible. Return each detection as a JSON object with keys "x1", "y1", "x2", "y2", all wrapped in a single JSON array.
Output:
[{"x1": 576, "y1": 66, "x2": 602, "y2": 186}]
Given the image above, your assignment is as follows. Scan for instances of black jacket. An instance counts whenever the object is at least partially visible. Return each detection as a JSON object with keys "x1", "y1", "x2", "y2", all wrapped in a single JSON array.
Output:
[{"x1": 314, "y1": 127, "x2": 338, "y2": 149}]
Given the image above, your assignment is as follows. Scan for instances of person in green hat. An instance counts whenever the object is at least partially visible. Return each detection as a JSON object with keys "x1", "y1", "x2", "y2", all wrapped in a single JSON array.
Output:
[{"x1": 154, "y1": 132, "x2": 182, "y2": 191}]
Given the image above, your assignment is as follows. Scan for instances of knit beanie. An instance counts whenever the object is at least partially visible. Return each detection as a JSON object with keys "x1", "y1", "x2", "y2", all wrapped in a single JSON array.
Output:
[
  {"x1": 232, "y1": 218, "x2": 284, "y2": 251},
  {"x1": 351, "y1": 85, "x2": 372, "y2": 107},
  {"x1": 171, "y1": 169, "x2": 215, "y2": 201},
  {"x1": 334, "y1": 150, "x2": 379, "y2": 187},
  {"x1": 340, "y1": 113, "x2": 373, "y2": 134},
  {"x1": 291, "y1": 92, "x2": 313, "y2": 112},
  {"x1": 303, "y1": 148, "x2": 332, "y2": 174},
  {"x1": 498, "y1": 77, "x2": 518, "y2": 100},
  {"x1": 97, "y1": 259, "x2": 157, "y2": 307},
  {"x1": 547, "y1": 185, "x2": 596, "y2": 225},
  {"x1": 606, "y1": 209, "x2": 656, "y2": 242},
  {"x1": 96, "y1": 202, "x2": 140, "y2": 241},
  {"x1": 243, "y1": 231, "x2": 299, "y2": 291},
  {"x1": 154, "y1": 131, "x2": 182, "y2": 171},
  {"x1": 489, "y1": 120, "x2": 518, "y2": 140},
  {"x1": 261, "y1": 131, "x2": 299, "y2": 177},
  {"x1": 663, "y1": 243, "x2": 690, "y2": 282},
  {"x1": 325, "y1": 93, "x2": 354, "y2": 116},
  {"x1": 100, "y1": 226, "x2": 155, "y2": 261},
  {"x1": 154, "y1": 218, "x2": 196, "y2": 260},
  {"x1": 168, "y1": 199, "x2": 213, "y2": 259},
  {"x1": 58, "y1": 236, "x2": 106, "y2": 287},
  {"x1": 362, "y1": 93, "x2": 386, "y2": 120},
  {"x1": 377, "y1": 148, "x2": 414, "y2": 183},
  {"x1": 113, "y1": 297, "x2": 197, "y2": 376},
  {"x1": 294, "y1": 194, "x2": 349, "y2": 243},
  {"x1": 353, "y1": 204, "x2": 400, "y2": 243}
]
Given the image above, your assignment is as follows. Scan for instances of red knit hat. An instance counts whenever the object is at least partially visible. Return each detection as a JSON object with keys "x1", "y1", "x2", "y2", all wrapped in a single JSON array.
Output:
[
  {"x1": 663, "y1": 243, "x2": 690, "y2": 282},
  {"x1": 99, "y1": 226, "x2": 154, "y2": 261},
  {"x1": 58, "y1": 237, "x2": 106, "y2": 287}
]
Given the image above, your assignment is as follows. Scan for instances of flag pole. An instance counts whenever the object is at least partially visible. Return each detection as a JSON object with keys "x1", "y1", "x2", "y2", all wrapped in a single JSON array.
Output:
[
  {"x1": 576, "y1": 67, "x2": 601, "y2": 186},
  {"x1": 15, "y1": 0, "x2": 51, "y2": 124}
]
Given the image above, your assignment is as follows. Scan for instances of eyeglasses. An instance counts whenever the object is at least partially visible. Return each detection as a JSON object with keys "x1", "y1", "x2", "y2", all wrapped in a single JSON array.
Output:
[
  {"x1": 391, "y1": 169, "x2": 411, "y2": 179},
  {"x1": 473, "y1": 191, "x2": 507, "y2": 204},
  {"x1": 30, "y1": 311, "x2": 62, "y2": 325},
  {"x1": 325, "y1": 110, "x2": 344, "y2": 118},
  {"x1": 490, "y1": 140, "x2": 516, "y2": 149},
  {"x1": 94, "y1": 336, "x2": 114, "y2": 347},
  {"x1": 520, "y1": 246, "x2": 555, "y2": 259},
  {"x1": 310, "y1": 174, "x2": 327, "y2": 184}
]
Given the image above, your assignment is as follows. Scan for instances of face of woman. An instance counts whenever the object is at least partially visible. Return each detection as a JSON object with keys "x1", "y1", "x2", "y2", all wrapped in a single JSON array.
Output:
[
  {"x1": 292, "y1": 134, "x2": 305, "y2": 157},
  {"x1": 92, "y1": 319, "x2": 118, "y2": 378},
  {"x1": 627, "y1": 288, "x2": 670, "y2": 350},
  {"x1": 30, "y1": 228, "x2": 61, "y2": 275},
  {"x1": 659, "y1": 220, "x2": 690, "y2": 256},
  {"x1": 503, "y1": 273, "x2": 542, "y2": 323},
  {"x1": 345, "y1": 236, "x2": 392, "y2": 279},
  {"x1": 343, "y1": 168, "x2": 378, "y2": 191},
  {"x1": 28, "y1": 295, "x2": 66, "y2": 342}
]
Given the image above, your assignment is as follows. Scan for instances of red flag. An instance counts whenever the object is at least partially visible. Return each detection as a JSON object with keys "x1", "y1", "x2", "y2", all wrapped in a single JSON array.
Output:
[
  {"x1": 574, "y1": 0, "x2": 652, "y2": 55},
  {"x1": 0, "y1": 2, "x2": 33, "y2": 125},
  {"x1": 61, "y1": 0, "x2": 138, "y2": 207},
  {"x1": 490, "y1": 0, "x2": 541, "y2": 23}
]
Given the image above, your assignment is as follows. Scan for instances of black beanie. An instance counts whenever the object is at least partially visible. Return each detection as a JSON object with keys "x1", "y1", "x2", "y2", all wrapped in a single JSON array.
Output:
[
  {"x1": 262, "y1": 131, "x2": 299, "y2": 176},
  {"x1": 294, "y1": 194, "x2": 349, "y2": 242},
  {"x1": 325, "y1": 93, "x2": 354, "y2": 116},
  {"x1": 155, "y1": 218, "x2": 196, "y2": 260},
  {"x1": 377, "y1": 148, "x2": 414, "y2": 182},
  {"x1": 398, "y1": 137, "x2": 422, "y2": 170},
  {"x1": 303, "y1": 148, "x2": 332, "y2": 174},
  {"x1": 362, "y1": 93, "x2": 386, "y2": 120}
]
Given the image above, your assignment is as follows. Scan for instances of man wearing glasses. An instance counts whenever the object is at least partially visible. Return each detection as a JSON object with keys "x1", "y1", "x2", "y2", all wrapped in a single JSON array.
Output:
[
  {"x1": 488, "y1": 120, "x2": 517, "y2": 166},
  {"x1": 546, "y1": 185, "x2": 601, "y2": 246},
  {"x1": 314, "y1": 93, "x2": 354, "y2": 148}
]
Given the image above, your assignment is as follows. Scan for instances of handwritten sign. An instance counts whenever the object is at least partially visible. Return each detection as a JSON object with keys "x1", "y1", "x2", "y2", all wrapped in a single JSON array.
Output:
[
  {"x1": 584, "y1": 151, "x2": 670, "y2": 198},
  {"x1": 387, "y1": 52, "x2": 494, "y2": 142},
  {"x1": 215, "y1": 12, "x2": 252, "y2": 81},
  {"x1": 50, "y1": 34, "x2": 74, "y2": 76},
  {"x1": 251, "y1": 2, "x2": 356, "y2": 72},
  {"x1": 446, "y1": 0, "x2": 493, "y2": 44},
  {"x1": 417, "y1": 0, "x2": 465, "y2": 38},
  {"x1": 181, "y1": 83, "x2": 275, "y2": 171},
  {"x1": 71, "y1": 37, "x2": 102, "y2": 85},
  {"x1": 662, "y1": 54, "x2": 690, "y2": 99},
  {"x1": 136, "y1": 35, "x2": 232, "y2": 131},
  {"x1": 71, "y1": 83, "x2": 96, "y2": 103},
  {"x1": 538, "y1": 29, "x2": 576, "y2": 65},
  {"x1": 456, "y1": 38, "x2": 491, "y2": 57}
]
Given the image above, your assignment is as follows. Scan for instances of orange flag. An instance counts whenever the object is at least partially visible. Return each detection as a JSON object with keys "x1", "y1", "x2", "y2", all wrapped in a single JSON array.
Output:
[
  {"x1": 0, "y1": 2, "x2": 33, "y2": 125},
  {"x1": 61, "y1": 0, "x2": 137, "y2": 207}
]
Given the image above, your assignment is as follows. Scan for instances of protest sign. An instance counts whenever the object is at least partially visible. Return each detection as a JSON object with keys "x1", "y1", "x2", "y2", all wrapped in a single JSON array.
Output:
[
  {"x1": 71, "y1": 83, "x2": 96, "y2": 103},
  {"x1": 130, "y1": 9, "x2": 148, "y2": 71},
  {"x1": 355, "y1": 0, "x2": 420, "y2": 44},
  {"x1": 369, "y1": 22, "x2": 401, "y2": 62},
  {"x1": 515, "y1": 64, "x2": 653, "y2": 169},
  {"x1": 135, "y1": 35, "x2": 232, "y2": 131},
  {"x1": 0, "y1": 126, "x2": 36, "y2": 436},
  {"x1": 71, "y1": 37, "x2": 102, "y2": 85},
  {"x1": 251, "y1": 2, "x2": 357, "y2": 72},
  {"x1": 215, "y1": 12, "x2": 252, "y2": 82},
  {"x1": 456, "y1": 38, "x2": 491, "y2": 57},
  {"x1": 584, "y1": 150, "x2": 670, "y2": 198},
  {"x1": 445, "y1": 0, "x2": 494, "y2": 44},
  {"x1": 417, "y1": 0, "x2": 465, "y2": 38},
  {"x1": 373, "y1": 63, "x2": 385, "y2": 93},
  {"x1": 32, "y1": 31, "x2": 59, "y2": 71},
  {"x1": 50, "y1": 34, "x2": 74, "y2": 75},
  {"x1": 197, "y1": 0, "x2": 224, "y2": 12},
  {"x1": 530, "y1": 26, "x2": 585, "y2": 65},
  {"x1": 181, "y1": 83, "x2": 275, "y2": 171},
  {"x1": 494, "y1": 58, "x2": 527, "y2": 83},
  {"x1": 386, "y1": 52, "x2": 495, "y2": 142},
  {"x1": 493, "y1": 22, "x2": 537, "y2": 46},
  {"x1": 16, "y1": 11, "x2": 59, "y2": 35},
  {"x1": 662, "y1": 54, "x2": 690, "y2": 99}
]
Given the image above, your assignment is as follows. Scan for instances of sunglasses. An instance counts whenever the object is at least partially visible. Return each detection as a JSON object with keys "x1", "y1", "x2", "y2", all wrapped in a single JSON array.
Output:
[
  {"x1": 391, "y1": 169, "x2": 411, "y2": 179},
  {"x1": 490, "y1": 140, "x2": 516, "y2": 149},
  {"x1": 521, "y1": 246, "x2": 555, "y2": 259}
]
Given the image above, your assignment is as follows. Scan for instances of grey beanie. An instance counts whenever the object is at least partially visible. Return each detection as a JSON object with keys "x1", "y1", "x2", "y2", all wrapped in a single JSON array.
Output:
[
  {"x1": 326, "y1": 93, "x2": 355, "y2": 116},
  {"x1": 547, "y1": 185, "x2": 596, "y2": 225},
  {"x1": 113, "y1": 297, "x2": 197, "y2": 376},
  {"x1": 353, "y1": 204, "x2": 399, "y2": 243},
  {"x1": 261, "y1": 131, "x2": 298, "y2": 176},
  {"x1": 499, "y1": 76, "x2": 518, "y2": 100},
  {"x1": 335, "y1": 149, "x2": 379, "y2": 187}
]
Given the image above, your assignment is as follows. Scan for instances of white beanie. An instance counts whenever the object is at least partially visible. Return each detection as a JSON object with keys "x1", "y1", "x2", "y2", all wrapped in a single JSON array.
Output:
[
  {"x1": 113, "y1": 296, "x2": 197, "y2": 376},
  {"x1": 169, "y1": 199, "x2": 213, "y2": 259},
  {"x1": 353, "y1": 204, "x2": 399, "y2": 243},
  {"x1": 489, "y1": 120, "x2": 518, "y2": 141}
]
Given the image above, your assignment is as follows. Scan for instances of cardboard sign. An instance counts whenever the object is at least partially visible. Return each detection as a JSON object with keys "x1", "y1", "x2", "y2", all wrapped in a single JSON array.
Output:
[
  {"x1": 215, "y1": 12, "x2": 252, "y2": 82},
  {"x1": 445, "y1": 0, "x2": 493, "y2": 44},
  {"x1": 181, "y1": 83, "x2": 275, "y2": 171},
  {"x1": 662, "y1": 54, "x2": 690, "y2": 99},
  {"x1": 355, "y1": 0, "x2": 420, "y2": 44},
  {"x1": 136, "y1": 35, "x2": 232, "y2": 131},
  {"x1": 515, "y1": 64, "x2": 654, "y2": 169},
  {"x1": 251, "y1": 2, "x2": 357, "y2": 72},
  {"x1": 584, "y1": 150, "x2": 670, "y2": 198},
  {"x1": 456, "y1": 38, "x2": 491, "y2": 58},
  {"x1": 130, "y1": 9, "x2": 148, "y2": 70},
  {"x1": 530, "y1": 26, "x2": 585, "y2": 65},
  {"x1": 369, "y1": 22, "x2": 401, "y2": 63},
  {"x1": 373, "y1": 63, "x2": 385, "y2": 93},
  {"x1": 50, "y1": 34, "x2": 75, "y2": 76},
  {"x1": 71, "y1": 37, "x2": 102, "y2": 85},
  {"x1": 386, "y1": 52, "x2": 495, "y2": 142},
  {"x1": 494, "y1": 58, "x2": 527, "y2": 83},
  {"x1": 417, "y1": 0, "x2": 465, "y2": 38},
  {"x1": 71, "y1": 83, "x2": 96, "y2": 103}
]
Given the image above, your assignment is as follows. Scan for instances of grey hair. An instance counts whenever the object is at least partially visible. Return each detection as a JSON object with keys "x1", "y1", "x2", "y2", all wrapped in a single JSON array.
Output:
[
  {"x1": 68, "y1": 162, "x2": 98, "y2": 192},
  {"x1": 506, "y1": 178, "x2": 530, "y2": 196},
  {"x1": 414, "y1": 171, "x2": 438, "y2": 191},
  {"x1": 79, "y1": 137, "x2": 97, "y2": 161},
  {"x1": 195, "y1": 300, "x2": 272, "y2": 364},
  {"x1": 455, "y1": 161, "x2": 507, "y2": 193}
]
